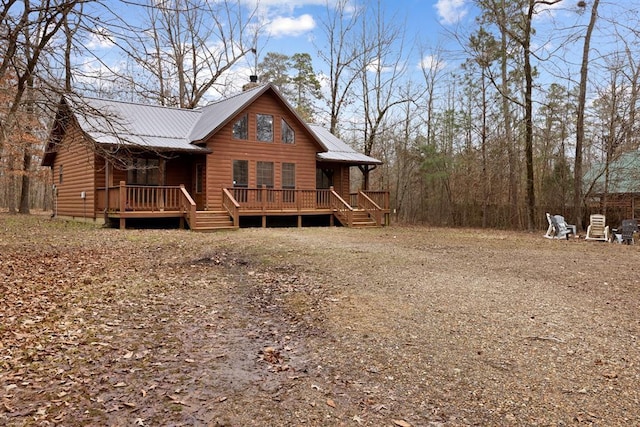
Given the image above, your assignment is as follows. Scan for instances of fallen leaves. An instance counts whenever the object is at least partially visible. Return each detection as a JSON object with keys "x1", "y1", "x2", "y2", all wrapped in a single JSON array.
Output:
[{"x1": 3, "y1": 214, "x2": 640, "y2": 426}]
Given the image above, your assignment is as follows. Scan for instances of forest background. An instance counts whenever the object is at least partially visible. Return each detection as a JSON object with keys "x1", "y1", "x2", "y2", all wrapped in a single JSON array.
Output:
[{"x1": 1, "y1": 0, "x2": 638, "y2": 231}]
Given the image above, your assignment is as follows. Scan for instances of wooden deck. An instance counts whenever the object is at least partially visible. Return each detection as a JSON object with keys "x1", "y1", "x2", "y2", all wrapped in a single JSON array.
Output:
[{"x1": 96, "y1": 182, "x2": 390, "y2": 230}]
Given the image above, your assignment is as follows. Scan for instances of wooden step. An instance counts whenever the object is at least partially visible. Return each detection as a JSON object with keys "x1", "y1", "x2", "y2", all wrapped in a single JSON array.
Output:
[
  {"x1": 349, "y1": 210, "x2": 379, "y2": 228},
  {"x1": 191, "y1": 211, "x2": 236, "y2": 231}
]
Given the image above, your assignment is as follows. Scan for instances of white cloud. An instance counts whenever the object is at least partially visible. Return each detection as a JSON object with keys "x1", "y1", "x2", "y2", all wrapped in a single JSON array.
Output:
[
  {"x1": 434, "y1": 0, "x2": 468, "y2": 25},
  {"x1": 419, "y1": 55, "x2": 447, "y2": 72},
  {"x1": 266, "y1": 14, "x2": 316, "y2": 38},
  {"x1": 85, "y1": 27, "x2": 114, "y2": 49}
]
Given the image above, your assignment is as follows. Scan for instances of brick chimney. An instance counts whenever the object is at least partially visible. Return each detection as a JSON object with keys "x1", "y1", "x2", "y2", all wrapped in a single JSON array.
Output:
[{"x1": 242, "y1": 75, "x2": 259, "y2": 91}]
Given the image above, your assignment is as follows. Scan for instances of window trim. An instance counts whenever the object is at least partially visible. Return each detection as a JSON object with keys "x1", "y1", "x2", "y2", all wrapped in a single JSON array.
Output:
[
  {"x1": 281, "y1": 119, "x2": 295, "y2": 144},
  {"x1": 232, "y1": 114, "x2": 249, "y2": 140},
  {"x1": 195, "y1": 163, "x2": 204, "y2": 194},
  {"x1": 256, "y1": 113, "x2": 274, "y2": 142},
  {"x1": 282, "y1": 162, "x2": 296, "y2": 189},
  {"x1": 232, "y1": 159, "x2": 249, "y2": 188},
  {"x1": 127, "y1": 158, "x2": 161, "y2": 186},
  {"x1": 256, "y1": 161, "x2": 274, "y2": 188}
]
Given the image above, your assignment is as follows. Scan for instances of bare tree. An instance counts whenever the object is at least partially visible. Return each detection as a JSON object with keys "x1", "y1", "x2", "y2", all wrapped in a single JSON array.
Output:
[
  {"x1": 0, "y1": 0, "x2": 80, "y2": 164},
  {"x1": 82, "y1": 0, "x2": 261, "y2": 108},
  {"x1": 356, "y1": 0, "x2": 415, "y2": 189},
  {"x1": 0, "y1": 0, "x2": 81, "y2": 212},
  {"x1": 316, "y1": 0, "x2": 364, "y2": 136}
]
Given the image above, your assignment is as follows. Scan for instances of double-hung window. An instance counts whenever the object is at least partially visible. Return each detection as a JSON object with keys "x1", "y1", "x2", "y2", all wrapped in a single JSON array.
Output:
[
  {"x1": 232, "y1": 160, "x2": 249, "y2": 202},
  {"x1": 282, "y1": 162, "x2": 296, "y2": 203},
  {"x1": 128, "y1": 158, "x2": 160, "y2": 185}
]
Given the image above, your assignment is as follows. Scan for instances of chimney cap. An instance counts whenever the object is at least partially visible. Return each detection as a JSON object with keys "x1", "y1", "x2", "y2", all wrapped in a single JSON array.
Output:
[{"x1": 249, "y1": 75, "x2": 258, "y2": 83}]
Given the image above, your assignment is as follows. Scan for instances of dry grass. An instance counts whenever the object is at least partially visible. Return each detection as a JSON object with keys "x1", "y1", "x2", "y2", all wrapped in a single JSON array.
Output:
[{"x1": 1, "y1": 214, "x2": 639, "y2": 426}]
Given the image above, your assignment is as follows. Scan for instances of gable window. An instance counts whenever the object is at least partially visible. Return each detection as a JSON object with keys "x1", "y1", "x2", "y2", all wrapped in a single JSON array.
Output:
[
  {"x1": 256, "y1": 114, "x2": 273, "y2": 142},
  {"x1": 128, "y1": 158, "x2": 160, "y2": 185},
  {"x1": 281, "y1": 119, "x2": 295, "y2": 144},
  {"x1": 233, "y1": 114, "x2": 248, "y2": 140}
]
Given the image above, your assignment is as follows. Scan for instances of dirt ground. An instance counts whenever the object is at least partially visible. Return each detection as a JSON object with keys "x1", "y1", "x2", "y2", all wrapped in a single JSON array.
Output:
[{"x1": 1, "y1": 213, "x2": 639, "y2": 426}]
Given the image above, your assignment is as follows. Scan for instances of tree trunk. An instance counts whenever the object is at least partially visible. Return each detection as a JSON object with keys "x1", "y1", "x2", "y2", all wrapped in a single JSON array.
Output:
[
  {"x1": 19, "y1": 151, "x2": 31, "y2": 214},
  {"x1": 574, "y1": 0, "x2": 600, "y2": 231},
  {"x1": 523, "y1": 0, "x2": 536, "y2": 231}
]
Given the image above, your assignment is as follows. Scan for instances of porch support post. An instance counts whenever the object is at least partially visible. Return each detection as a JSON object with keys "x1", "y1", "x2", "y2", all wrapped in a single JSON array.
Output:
[
  {"x1": 297, "y1": 215, "x2": 302, "y2": 228},
  {"x1": 262, "y1": 215, "x2": 266, "y2": 228},
  {"x1": 119, "y1": 181, "x2": 127, "y2": 230},
  {"x1": 119, "y1": 181, "x2": 127, "y2": 212},
  {"x1": 104, "y1": 159, "x2": 110, "y2": 223}
]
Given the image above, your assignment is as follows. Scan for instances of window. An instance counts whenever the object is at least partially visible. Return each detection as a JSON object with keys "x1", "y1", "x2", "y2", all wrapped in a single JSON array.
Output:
[
  {"x1": 195, "y1": 164, "x2": 204, "y2": 194},
  {"x1": 58, "y1": 165, "x2": 63, "y2": 184},
  {"x1": 281, "y1": 119, "x2": 295, "y2": 144},
  {"x1": 256, "y1": 114, "x2": 273, "y2": 142},
  {"x1": 232, "y1": 160, "x2": 248, "y2": 187},
  {"x1": 316, "y1": 168, "x2": 333, "y2": 189},
  {"x1": 282, "y1": 163, "x2": 296, "y2": 203},
  {"x1": 257, "y1": 161, "x2": 274, "y2": 188},
  {"x1": 282, "y1": 163, "x2": 295, "y2": 189},
  {"x1": 128, "y1": 158, "x2": 160, "y2": 185},
  {"x1": 233, "y1": 114, "x2": 248, "y2": 140}
]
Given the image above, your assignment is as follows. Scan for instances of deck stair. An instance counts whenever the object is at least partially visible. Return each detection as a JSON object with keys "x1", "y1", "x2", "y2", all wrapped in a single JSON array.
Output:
[
  {"x1": 191, "y1": 210, "x2": 236, "y2": 231},
  {"x1": 350, "y1": 209, "x2": 379, "y2": 228}
]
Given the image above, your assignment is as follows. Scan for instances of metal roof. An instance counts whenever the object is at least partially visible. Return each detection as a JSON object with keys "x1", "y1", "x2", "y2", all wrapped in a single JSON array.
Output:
[
  {"x1": 309, "y1": 125, "x2": 382, "y2": 165},
  {"x1": 189, "y1": 84, "x2": 268, "y2": 142},
  {"x1": 584, "y1": 151, "x2": 640, "y2": 195},
  {"x1": 60, "y1": 87, "x2": 382, "y2": 164},
  {"x1": 72, "y1": 97, "x2": 208, "y2": 152}
]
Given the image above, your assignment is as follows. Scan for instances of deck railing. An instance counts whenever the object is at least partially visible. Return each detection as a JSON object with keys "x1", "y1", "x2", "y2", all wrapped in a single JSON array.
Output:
[
  {"x1": 357, "y1": 191, "x2": 383, "y2": 226},
  {"x1": 330, "y1": 188, "x2": 353, "y2": 227},
  {"x1": 179, "y1": 185, "x2": 197, "y2": 227},
  {"x1": 350, "y1": 190, "x2": 390, "y2": 210},
  {"x1": 229, "y1": 187, "x2": 332, "y2": 211},
  {"x1": 222, "y1": 188, "x2": 240, "y2": 227},
  {"x1": 96, "y1": 184, "x2": 389, "y2": 227},
  {"x1": 96, "y1": 182, "x2": 186, "y2": 212}
]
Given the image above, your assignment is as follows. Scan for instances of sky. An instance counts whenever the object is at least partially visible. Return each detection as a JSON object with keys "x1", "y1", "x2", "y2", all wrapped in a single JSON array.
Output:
[
  {"x1": 83, "y1": 0, "x2": 477, "y2": 88},
  {"x1": 246, "y1": 0, "x2": 474, "y2": 73},
  {"x1": 81, "y1": 0, "x2": 628, "y2": 106}
]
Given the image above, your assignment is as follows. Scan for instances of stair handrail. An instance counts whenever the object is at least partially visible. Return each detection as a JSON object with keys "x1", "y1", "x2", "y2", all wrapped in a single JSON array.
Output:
[
  {"x1": 329, "y1": 187, "x2": 353, "y2": 227},
  {"x1": 357, "y1": 191, "x2": 382, "y2": 226},
  {"x1": 222, "y1": 188, "x2": 240, "y2": 227},
  {"x1": 179, "y1": 185, "x2": 197, "y2": 228}
]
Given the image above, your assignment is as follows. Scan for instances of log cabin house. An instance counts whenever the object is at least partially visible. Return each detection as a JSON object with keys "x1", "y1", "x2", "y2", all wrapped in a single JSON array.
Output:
[
  {"x1": 583, "y1": 150, "x2": 640, "y2": 223},
  {"x1": 42, "y1": 83, "x2": 390, "y2": 230}
]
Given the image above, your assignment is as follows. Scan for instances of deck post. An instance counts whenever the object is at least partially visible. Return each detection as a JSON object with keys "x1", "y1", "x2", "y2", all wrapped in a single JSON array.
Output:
[
  {"x1": 119, "y1": 181, "x2": 127, "y2": 212},
  {"x1": 262, "y1": 215, "x2": 267, "y2": 228},
  {"x1": 297, "y1": 215, "x2": 302, "y2": 228},
  {"x1": 119, "y1": 217, "x2": 126, "y2": 229}
]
